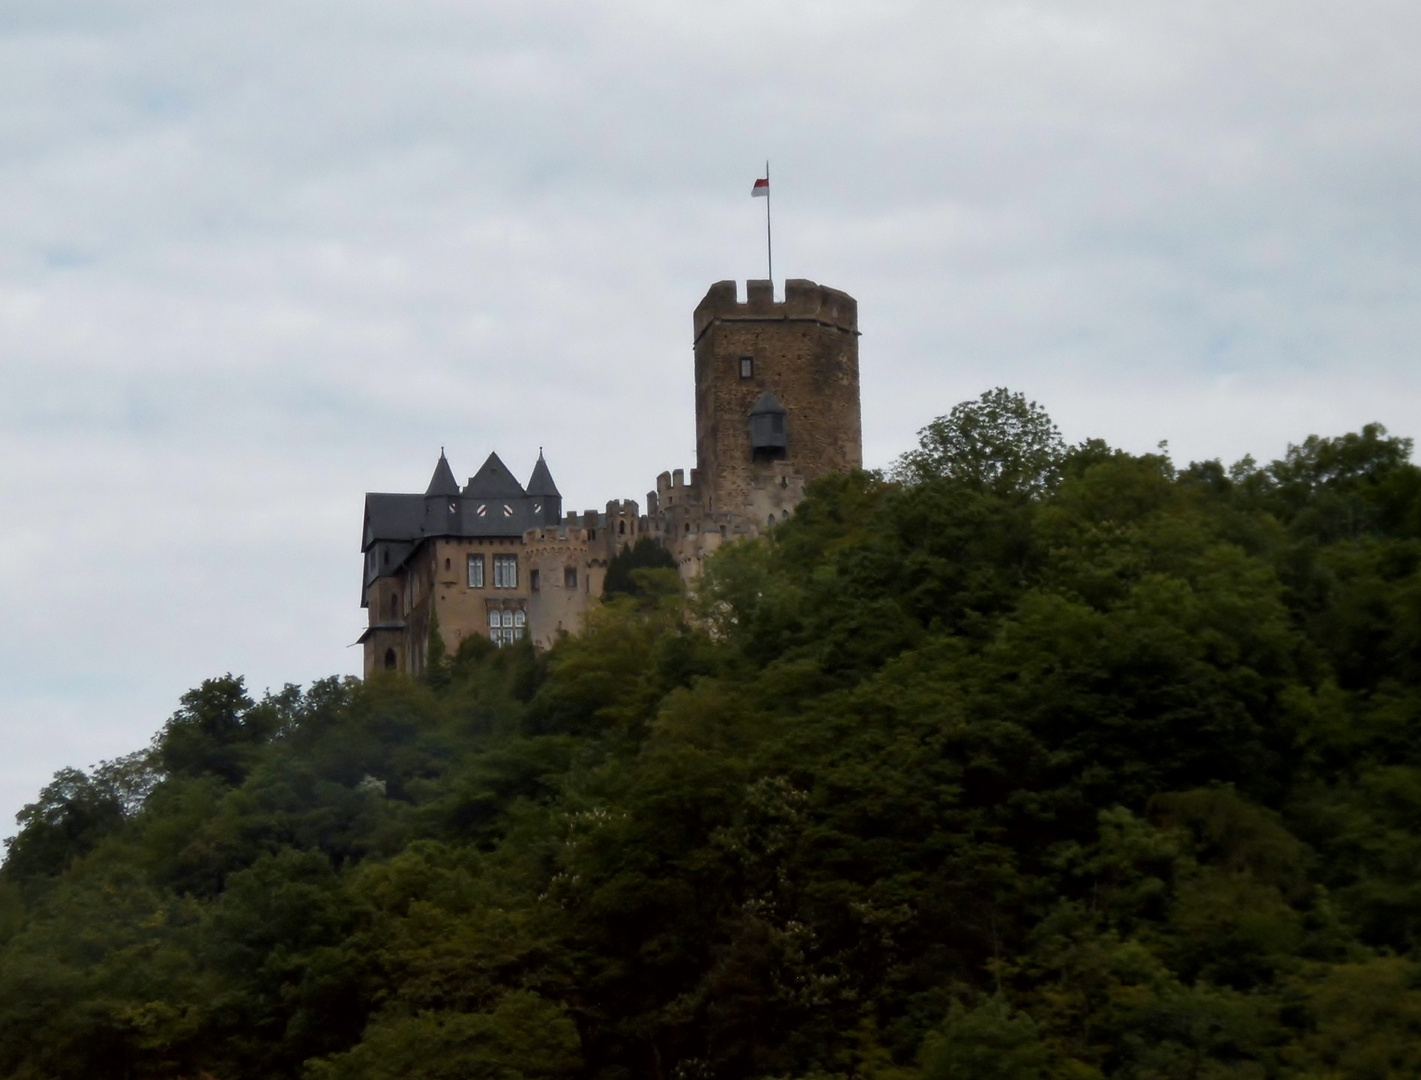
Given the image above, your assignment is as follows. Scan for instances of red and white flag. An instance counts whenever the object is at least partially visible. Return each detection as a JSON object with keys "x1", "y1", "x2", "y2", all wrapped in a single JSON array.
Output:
[{"x1": 751, "y1": 177, "x2": 769, "y2": 198}]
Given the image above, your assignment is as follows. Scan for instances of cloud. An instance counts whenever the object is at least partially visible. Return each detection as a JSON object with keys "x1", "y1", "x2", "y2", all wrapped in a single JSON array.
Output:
[{"x1": 2, "y1": 0, "x2": 1420, "y2": 830}]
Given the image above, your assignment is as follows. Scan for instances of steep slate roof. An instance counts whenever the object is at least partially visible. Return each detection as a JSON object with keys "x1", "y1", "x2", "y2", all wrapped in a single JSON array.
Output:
[
  {"x1": 425, "y1": 451, "x2": 460, "y2": 497},
  {"x1": 362, "y1": 493, "x2": 424, "y2": 549},
  {"x1": 525, "y1": 450, "x2": 562, "y2": 498},
  {"x1": 463, "y1": 452, "x2": 527, "y2": 500},
  {"x1": 362, "y1": 450, "x2": 565, "y2": 607}
]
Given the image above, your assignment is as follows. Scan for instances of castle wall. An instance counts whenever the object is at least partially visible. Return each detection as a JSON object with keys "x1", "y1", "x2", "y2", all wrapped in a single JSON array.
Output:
[
  {"x1": 362, "y1": 627, "x2": 404, "y2": 675},
  {"x1": 522, "y1": 526, "x2": 594, "y2": 647},
  {"x1": 430, "y1": 536, "x2": 533, "y2": 656}
]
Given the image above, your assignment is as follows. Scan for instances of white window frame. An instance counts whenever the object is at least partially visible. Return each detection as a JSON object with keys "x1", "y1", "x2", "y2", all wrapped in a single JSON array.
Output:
[
  {"x1": 487, "y1": 606, "x2": 527, "y2": 646},
  {"x1": 493, "y1": 553, "x2": 518, "y2": 589},
  {"x1": 467, "y1": 553, "x2": 485, "y2": 588}
]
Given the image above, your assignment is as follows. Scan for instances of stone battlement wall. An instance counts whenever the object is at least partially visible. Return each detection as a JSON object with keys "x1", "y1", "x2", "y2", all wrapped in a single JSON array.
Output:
[{"x1": 693, "y1": 279, "x2": 858, "y2": 342}]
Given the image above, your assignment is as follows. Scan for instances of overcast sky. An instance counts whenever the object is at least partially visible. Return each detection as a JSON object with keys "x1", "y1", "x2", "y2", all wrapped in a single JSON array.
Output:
[{"x1": 2, "y1": 0, "x2": 1419, "y2": 834}]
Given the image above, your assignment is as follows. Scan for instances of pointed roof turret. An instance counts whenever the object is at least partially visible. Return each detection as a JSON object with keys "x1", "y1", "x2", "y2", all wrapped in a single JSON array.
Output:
[
  {"x1": 463, "y1": 451, "x2": 527, "y2": 499},
  {"x1": 749, "y1": 390, "x2": 787, "y2": 416},
  {"x1": 425, "y1": 449, "x2": 460, "y2": 497},
  {"x1": 526, "y1": 449, "x2": 562, "y2": 499}
]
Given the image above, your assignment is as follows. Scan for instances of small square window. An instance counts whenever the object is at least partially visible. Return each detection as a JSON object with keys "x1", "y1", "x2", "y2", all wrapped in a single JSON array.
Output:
[
  {"x1": 467, "y1": 554, "x2": 485, "y2": 588},
  {"x1": 739, "y1": 356, "x2": 754, "y2": 379}
]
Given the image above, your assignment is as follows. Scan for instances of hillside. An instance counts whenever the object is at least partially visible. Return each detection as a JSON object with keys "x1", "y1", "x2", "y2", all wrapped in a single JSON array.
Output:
[{"x1": 4, "y1": 391, "x2": 1421, "y2": 1080}]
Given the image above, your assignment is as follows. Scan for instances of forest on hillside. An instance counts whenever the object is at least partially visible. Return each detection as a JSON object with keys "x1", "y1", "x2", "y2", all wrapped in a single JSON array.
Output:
[{"x1": 4, "y1": 389, "x2": 1421, "y2": 1080}]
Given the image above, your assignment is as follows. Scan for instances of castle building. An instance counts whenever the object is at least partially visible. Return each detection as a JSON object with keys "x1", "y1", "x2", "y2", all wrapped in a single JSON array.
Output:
[{"x1": 358, "y1": 278, "x2": 861, "y2": 677}]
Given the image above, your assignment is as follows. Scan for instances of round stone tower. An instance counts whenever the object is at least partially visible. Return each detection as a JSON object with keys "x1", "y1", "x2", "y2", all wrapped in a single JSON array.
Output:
[{"x1": 693, "y1": 278, "x2": 862, "y2": 517}]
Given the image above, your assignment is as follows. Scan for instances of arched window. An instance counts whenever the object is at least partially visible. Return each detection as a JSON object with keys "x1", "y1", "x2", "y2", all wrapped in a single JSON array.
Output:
[
  {"x1": 383, "y1": 648, "x2": 397, "y2": 670},
  {"x1": 767, "y1": 514, "x2": 775, "y2": 526},
  {"x1": 488, "y1": 607, "x2": 526, "y2": 646},
  {"x1": 781, "y1": 510, "x2": 789, "y2": 520}
]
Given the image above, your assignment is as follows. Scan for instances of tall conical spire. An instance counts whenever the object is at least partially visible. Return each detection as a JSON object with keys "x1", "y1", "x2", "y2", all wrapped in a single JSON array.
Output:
[
  {"x1": 425, "y1": 449, "x2": 460, "y2": 498},
  {"x1": 526, "y1": 449, "x2": 562, "y2": 499}
]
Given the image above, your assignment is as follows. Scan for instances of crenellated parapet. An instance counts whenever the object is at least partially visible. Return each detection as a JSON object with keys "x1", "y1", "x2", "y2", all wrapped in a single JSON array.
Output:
[{"x1": 693, "y1": 279, "x2": 858, "y2": 343}]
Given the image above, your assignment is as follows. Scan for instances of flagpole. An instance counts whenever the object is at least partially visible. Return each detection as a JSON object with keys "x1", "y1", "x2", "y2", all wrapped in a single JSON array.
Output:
[{"x1": 765, "y1": 159, "x2": 773, "y2": 286}]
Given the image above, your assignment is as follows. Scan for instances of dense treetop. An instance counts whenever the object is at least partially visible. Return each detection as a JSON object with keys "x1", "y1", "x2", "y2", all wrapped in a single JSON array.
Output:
[{"x1": 5, "y1": 390, "x2": 1421, "y2": 1079}]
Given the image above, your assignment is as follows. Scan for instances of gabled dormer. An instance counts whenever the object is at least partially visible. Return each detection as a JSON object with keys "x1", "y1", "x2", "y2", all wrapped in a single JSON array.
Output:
[{"x1": 464, "y1": 452, "x2": 528, "y2": 500}]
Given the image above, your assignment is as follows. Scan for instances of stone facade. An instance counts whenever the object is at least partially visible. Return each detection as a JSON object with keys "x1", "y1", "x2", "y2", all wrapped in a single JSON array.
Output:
[{"x1": 358, "y1": 279, "x2": 862, "y2": 676}]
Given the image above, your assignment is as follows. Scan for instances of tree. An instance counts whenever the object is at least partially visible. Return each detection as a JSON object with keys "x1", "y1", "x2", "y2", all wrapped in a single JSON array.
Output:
[
  {"x1": 427, "y1": 604, "x2": 449, "y2": 687},
  {"x1": 920, "y1": 999, "x2": 1059, "y2": 1080},
  {"x1": 152, "y1": 675, "x2": 273, "y2": 784},
  {"x1": 893, "y1": 387, "x2": 1065, "y2": 497},
  {"x1": 1, "y1": 753, "x2": 155, "y2": 882},
  {"x1": 602, "y1": 536, "x2": 679, "y2": 598}
]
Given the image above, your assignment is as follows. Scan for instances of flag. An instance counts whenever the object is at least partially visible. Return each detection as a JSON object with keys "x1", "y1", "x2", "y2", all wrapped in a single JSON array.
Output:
[{"x1": 751, "y1": 177, "x2": 769, "y2": 198}]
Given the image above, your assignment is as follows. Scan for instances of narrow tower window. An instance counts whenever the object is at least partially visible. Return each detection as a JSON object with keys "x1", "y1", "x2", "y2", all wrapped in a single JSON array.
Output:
[{"x1": 739, "y1": 356, "x2": 754, "y2": 379}]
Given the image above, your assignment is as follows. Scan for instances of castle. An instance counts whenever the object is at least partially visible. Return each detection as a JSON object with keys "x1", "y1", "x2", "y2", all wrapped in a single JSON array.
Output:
[{"x1": 358, "y1": 278, "x2": 862, "y2": 676}]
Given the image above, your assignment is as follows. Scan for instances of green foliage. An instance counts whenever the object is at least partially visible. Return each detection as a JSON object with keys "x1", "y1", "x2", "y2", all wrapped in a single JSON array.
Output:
[
  {"x1": 892, "y1": 387, "x2": 1065, "y2": 496},
  {"x1": 1, "y1": 752, "x2": 155, "y2": 883},
  {"x1": 306, "y1": 992, "x2": 582, "y2": 1080},
  {"x1": 603, "y1": 536, "x2": 680, "y2": 598},
  {"x1": 427, "y1": 604, "x2": 449, "y2": 687},
  {"x1": 919, "y1": 999, "x2": 1065, "y2": 1080},
  {"x1": 5, "y1": 397, "x2": 1421, "y2": 1080},
  {"x1": 153, "y1": 674, "x2": 284, "y2": 785}
]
